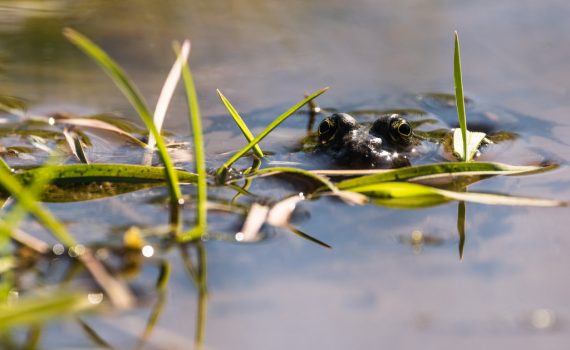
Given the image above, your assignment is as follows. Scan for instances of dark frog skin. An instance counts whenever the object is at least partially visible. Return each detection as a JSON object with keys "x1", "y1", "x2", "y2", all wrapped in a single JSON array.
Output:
[{"x1": 315, "y1": 113, "x2": 420, "y2": 168}]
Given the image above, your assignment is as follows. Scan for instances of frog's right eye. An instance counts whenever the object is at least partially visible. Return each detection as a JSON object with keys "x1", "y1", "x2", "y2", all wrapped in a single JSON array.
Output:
[{"x1": 318, "y1": 117, "x2": 338, "y2": 144}]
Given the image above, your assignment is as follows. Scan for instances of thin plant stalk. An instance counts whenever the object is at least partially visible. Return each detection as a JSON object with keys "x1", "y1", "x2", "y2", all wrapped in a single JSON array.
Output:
[{"x1": 177, "y1": 41, "x2": 208, "y2": 241}]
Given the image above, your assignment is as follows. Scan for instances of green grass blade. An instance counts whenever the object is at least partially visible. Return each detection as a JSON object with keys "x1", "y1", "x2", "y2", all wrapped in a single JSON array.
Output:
[
  {"x1": 15, "y1": 164, "x2": 197, "y2": 185},
  {"x1": 215, "y1": 87, "x2": 329, "y2": 180},
  {"x1": 217, "y1": 89, "x2": 264, "y2": 158},
  {"x1": 0, "y1": 157, "x2": 11, "y2": 173},
  {"x1": 349, "y1": 182, "x2": 566, "y2": 208},
  {"x1": 0, "y1": 165, "x2": 77, "y2": 246},
  {"x1": 454, "y1": 31, "x2": 468, "y2": 161},
  {"x1": 63, "y1": 28, "x2": 182, "y2": 205},
  {"x1": 335, "y1": 162, "x2": 550, "y2": 190},
  {"x1": 178, "y1": 41, "x2": 208, "y2": 240},
  {"x1": 0, "y1": 293, "x2": 93, "y2": 331}
]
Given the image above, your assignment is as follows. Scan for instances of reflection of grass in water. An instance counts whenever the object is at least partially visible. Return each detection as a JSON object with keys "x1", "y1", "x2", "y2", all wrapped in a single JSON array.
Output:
[{"x1": 0, "y1": 30, "x2": 566, "y2": 348}]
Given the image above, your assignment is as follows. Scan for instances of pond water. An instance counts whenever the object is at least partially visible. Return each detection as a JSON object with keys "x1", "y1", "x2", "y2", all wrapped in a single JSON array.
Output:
[{"x1": 2, "y1": 0, "x2": 570, "y2": 349}]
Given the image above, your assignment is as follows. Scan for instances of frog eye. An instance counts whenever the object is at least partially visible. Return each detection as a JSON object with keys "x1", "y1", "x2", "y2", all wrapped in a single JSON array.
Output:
[
  {"x1": 389, "y1": 117, "x2": 413, "y2": 144},
  {"x1": 318, "y1": 117, "x2": 338, "y2": 144},
  {"x1": 395, "y1": 119, "x2": 412, "y2": 137},
  {"x1": 318, "y1": 113, "x2": 357, "y2": 145}
]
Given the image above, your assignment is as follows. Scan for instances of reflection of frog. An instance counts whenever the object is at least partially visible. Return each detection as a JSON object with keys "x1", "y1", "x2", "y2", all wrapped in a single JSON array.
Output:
[{"x1": 314, "y1": 113, "x2": 419, "y2": 168}]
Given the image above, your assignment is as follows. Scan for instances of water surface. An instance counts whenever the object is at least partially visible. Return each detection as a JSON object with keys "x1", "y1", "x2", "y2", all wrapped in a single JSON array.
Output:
[{"x1": 2, "y1": 0, "x2": 570, "y2": 349}]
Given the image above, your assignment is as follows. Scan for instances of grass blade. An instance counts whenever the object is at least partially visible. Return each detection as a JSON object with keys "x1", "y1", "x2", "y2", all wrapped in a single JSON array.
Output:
[
  {"x1": 15, "y1": 164, "x2": 197, "y2": 185},
  {"x1": 55, "y1": 116, "x2": 147, "y2": 147},
  {"x1": 148, "y1": 41, "x2": 191, "y2": 150},
  {"x1": 0, "y1": 293, "x2": 93, "y2": 331},
  {"x1": 215, "y1": 87, "x2": 329, "y2": 180},
  {"x1": 286, "y1": 225, "x2": 331, "y2": 249},
  {"x1": 0, "y1": 165, "x2": 77, "y2": 246},
  {"x1": 348, "y1": 182, "x2": 566, "y2": 208},
  {"x1": 177, "y1": 41, "x2": 208, "y2": 241},
  {"x1": 335, "y1": 162, "x2": 551, "y2": 190},
  {"x1": 216, "y1": 89, "x2": 264, "y2": 158},
  {"x1": 255, "y1": 166, "x2": 338, "y2": 193},
  {"x1": 454, "y1": 31, "x2": 468, "y2": 160},
  {"x1": 63, "y1": 127, "x2": 90, "y2": 164},
  {"x1": 63, "y1": 28, "x2": 182, "y2": 205}
]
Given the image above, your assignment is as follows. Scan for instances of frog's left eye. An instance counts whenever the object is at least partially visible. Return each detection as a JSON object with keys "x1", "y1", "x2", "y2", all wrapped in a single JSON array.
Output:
[
  {"x1": 318, "y1": 113, "x2": 357, "y2": 145},
  {"x1": 318, "y1": 117, "x2": 337, "y2": 144},
  {"x1": 389, "y1": 116, "x2": 413, "y2": 145},
  {"x1": 393, "y1": 119, "x2": 412, "y2": 137}
]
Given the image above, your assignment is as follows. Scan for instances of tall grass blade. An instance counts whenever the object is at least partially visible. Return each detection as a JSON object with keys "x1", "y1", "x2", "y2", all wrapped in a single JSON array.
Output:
[
  {"x1": 216, "y1": 89, "x2": 264, "y2": 158},
  {"x1": 63, "y1": 28, "x2": 182, "y2": 205},
  {"x1": 454, "y1": 31, "x2": 468, "y2": 160},
  {"x1": 148, "y1": 41, "x2": 191, "y2": 150},
  {"x1": 215, "y1": 87, "x2": 328, "y2": 180},
  {"x1": 178, "y1": 41, "x2": 208, "y2": 241}
]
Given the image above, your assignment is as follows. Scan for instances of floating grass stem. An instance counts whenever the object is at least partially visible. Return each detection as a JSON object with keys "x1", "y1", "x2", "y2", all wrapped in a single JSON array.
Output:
[{"x1": 63, "y1": 28, "x2": 182, "y2": 206}]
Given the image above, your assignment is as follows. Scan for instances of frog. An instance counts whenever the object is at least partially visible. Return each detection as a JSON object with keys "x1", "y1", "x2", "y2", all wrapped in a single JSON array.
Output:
[{"x1": 313, "y1": 112, "x2": 424, "y2": 168}]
